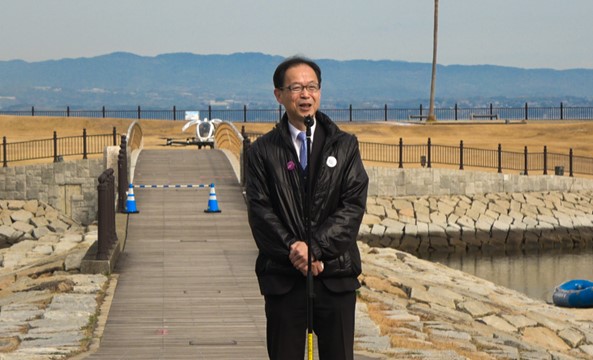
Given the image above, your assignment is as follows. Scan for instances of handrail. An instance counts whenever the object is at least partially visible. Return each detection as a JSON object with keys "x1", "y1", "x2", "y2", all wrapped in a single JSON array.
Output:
[{"x1": 1, "y1": 128, "x2": 118, "y2": 167}]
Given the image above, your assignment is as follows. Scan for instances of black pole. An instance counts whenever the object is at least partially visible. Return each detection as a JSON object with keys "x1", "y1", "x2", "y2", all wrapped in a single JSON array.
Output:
[
  {"x1": 117, "y1": 135, "x2": 128, "y2": 213},
  {"x1": 349, "y1": 104, "x2": 353, "y2": 122},
  {"x1": 243, "y1": 105, "x2": 247, "y2": 122},
  {"x1": 53, "y1": 131, "x2": 58, "y2": 163},
  {"x1": 524, "y1": 146, "x2": 528, "y2": 175},
  {"x1": 497, "y1": 144, "x2": 502, "y2": 173},
  {"x1": 560, "y1": 102, "x2": 564, "y2": 120},
  {"x1": 2, "y1": 136, "x2": 7, "y2": 167},
  {"x1": 67, "y1": 106, "x2": 70, "y2": 117},
  {"x1": 137, "y1": 105, "x2": 141, "y2": 119},
  {"x1": 304, "y1": 115, "x2": 315, "y2": 358},
  {"x1": 384, "y1": 104, "x2": 387, "y2": 122},
  {"x1": 525, "y1": 103, "x2": 528, "y2": 120},
  {"x1": 569, "y1": 148, "x2": 574, "y2": 177},
  {"x1": 543, "y1": 146, "x2": 547, "y2": 175},
  {"x1": 173, "y1": 106, "x2": 176, "y2": 121},
  {"x1": 427, "y1": 137, "x2": 432, "y2": 168},
  {"x1": 459, "y1": 140, "x2": 464, "y2": 170},
  {"x1": 102, "y1": 106, "x2": 106, "y2": 118},
  {"x1": 209, "y1": 105, "x2": 212, "y2": 120},
  {"x1": 83, "y1": 128, "x2": 88, "y2": 159},
  {"x1": 398, "y1": 138, "x2": 403, "y2": 168},
  {"x1": 455, "y1": 103, "x2": 458, "y2": 120}
]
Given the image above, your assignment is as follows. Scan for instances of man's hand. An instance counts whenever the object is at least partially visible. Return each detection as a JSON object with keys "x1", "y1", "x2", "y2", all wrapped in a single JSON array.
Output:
[{"x1": 289, "y1": 241, "x2": 324, "y2": 276}]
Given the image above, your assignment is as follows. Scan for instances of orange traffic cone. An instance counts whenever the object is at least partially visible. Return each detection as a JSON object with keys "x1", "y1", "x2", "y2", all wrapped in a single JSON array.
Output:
[
  {"x1": 125, "y1": 183, "x2": 139, "y2": 213},
  {"x1": 204, "y1": 183, "x2": 221, "y2": 213}
]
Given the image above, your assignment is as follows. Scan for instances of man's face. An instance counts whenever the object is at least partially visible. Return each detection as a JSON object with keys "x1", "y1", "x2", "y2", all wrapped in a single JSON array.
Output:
[{"x1": 274, "y1": 64, "x2": 321, "y2": 129}]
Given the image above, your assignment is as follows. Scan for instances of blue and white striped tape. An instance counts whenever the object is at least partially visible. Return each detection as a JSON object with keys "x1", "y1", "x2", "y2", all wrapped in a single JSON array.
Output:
[{"x1": 133, "y1": 184, "x2": 211, "y2": 189}]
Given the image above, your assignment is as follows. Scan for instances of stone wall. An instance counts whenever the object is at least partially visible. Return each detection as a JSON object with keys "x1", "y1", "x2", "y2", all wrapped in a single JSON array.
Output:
[
  {"x1": 367, "y1": 167, "x2": 593, "y2": 197},
  {"x1": 361, "y1": 190, "x2": 593, "y2": 254},
  {"x1": 0, "y1": 159, "x2": 104, "y2": 225}
]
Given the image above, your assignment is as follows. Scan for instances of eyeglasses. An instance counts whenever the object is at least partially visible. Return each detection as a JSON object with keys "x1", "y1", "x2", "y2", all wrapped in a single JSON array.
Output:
[{"x1": 280, "y1": 83, "x2": 320, "y2": 93}]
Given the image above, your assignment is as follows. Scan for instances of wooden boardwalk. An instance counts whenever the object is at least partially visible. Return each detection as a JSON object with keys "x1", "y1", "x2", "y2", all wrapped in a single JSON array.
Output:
[{"x1": 84, "y1": 149, "x2": 377, "y2": 360}]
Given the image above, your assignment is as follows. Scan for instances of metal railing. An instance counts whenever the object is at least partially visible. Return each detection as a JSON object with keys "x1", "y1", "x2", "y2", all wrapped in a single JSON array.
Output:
[
  {"x1": 2, "y1": 103, "x2": 593, "y2": 122},
  {"x1": 1, "y1": 127, "x2": 119, "y2": 167},
  {"x1": 358, "y1": 138, "x2": 593, "y2": 176}
]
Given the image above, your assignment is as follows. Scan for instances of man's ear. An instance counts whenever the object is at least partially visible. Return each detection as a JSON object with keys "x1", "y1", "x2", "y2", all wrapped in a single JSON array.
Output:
[{"x1": 273, "y1": 88, "x2": 282, "y2": 103}]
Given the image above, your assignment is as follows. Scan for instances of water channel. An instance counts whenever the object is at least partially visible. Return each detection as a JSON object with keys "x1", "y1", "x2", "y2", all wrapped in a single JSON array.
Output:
[{"x1": 420, "y1": 248, "x2": 593, "y2": 303}]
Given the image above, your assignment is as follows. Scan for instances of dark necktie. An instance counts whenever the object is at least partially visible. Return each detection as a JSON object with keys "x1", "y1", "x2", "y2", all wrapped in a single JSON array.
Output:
[{"x1": 297, "y1": 131, "x2": 307, "y2": 169}]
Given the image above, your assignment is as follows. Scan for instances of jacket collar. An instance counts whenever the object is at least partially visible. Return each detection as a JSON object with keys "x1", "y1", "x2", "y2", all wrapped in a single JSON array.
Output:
[{"x1": 278, "y1": 111, "x2": 338, "y2": 147}]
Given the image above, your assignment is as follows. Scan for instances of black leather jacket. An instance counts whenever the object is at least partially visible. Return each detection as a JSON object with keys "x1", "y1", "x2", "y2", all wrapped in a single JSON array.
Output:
[{"x1": 246, "y1": 111, "x2": 368, "y2": 295}]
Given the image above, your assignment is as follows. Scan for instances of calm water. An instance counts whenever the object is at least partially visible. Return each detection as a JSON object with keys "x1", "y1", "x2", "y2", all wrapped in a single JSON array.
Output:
[{"x1": 419, "y1": 248, "x2": 593, "y2": 303}]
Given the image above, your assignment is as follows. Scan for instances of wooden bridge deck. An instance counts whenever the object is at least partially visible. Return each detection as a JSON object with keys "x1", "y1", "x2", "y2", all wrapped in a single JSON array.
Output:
[{"x1": 84, "y1": 149, "x2": 377, "y2": 360}]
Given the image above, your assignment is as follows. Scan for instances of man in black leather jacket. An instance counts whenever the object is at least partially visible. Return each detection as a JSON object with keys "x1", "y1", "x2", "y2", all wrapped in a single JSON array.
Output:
[{"x1": 246, "y1": 56, "x2": 368, "y2": 360}]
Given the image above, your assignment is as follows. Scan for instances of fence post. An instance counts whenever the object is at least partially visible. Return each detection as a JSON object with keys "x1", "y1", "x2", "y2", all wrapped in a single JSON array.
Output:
[
  {"x1": 112, "y1": 127, "x2": 117, "y2": 145},
  {"x1": 384, "y1": 104, "x2": 387, "y2": 122},
  {"x1": 459, "y1": 140, "x2": 464, "y2": 170},
  {"x1": 398, "y1": 138, "x2": 403, "y2": 168},
  {"x1": 32, "y1": 106, "x2": 35, "y2": 117},
  {"x1": 97, "y1": 168, "x2": 117, "y2": 260},
  {"x1": 209, "y1": 105, "x2": 212, "y2": 120},
  {"x1": 523, "y1": 146, "x2": 528, "y2": 175},
  {"x1": 53, "y1": 131, "x2": 58, "y2": 163},
  {"x1": 2, "y1": 136, "x2": 7, "y2": 167},
  {"x1": 569, "y1": 148, "x2": 574, "y2": 177},
  {"x1": 525, "y1": 103, "x2": 528, "y2": 120},
  {"x1": 560, "y1": 102, "x2": 563, "y2": 120},
  {"x1": 543, "y1": 146, "x2": 547, "y2": 175},
  {"x1": 137, "y1": 105, "x2": 141, "y2": 119},
  {"x1": 349, "y1": 104, "x2": 353, "y2": 122},
  {"x1": 497, "y1": 144, "x2": 502, "y2": 173},
  {"x1": 102, "y1": 106, "x2": 106, "y2": 118},
  {"x1": 490, "y1": 103, "x2": 493, "y2": 117},
  {"x1": 83, "y1": 128, "x2": 88, "y2": 159},
  {"x1": 455, "y1": 103, "x2": 458, "y2": 120},
  {"x1": 427, "y1": 138, "x2": 432, "y2": 168},
  {"x1": 67, "y1": 106, "x2": 70, "y2": 117},
  {"x1": 243, "y1": 105, "x2": 247, "y2": 123},
  {"x1": 173, "y1": 105, "x2": 176, "y2": 121},
  {"x1": 117, "y1": 135, "x2": 128, "y2": 212}
]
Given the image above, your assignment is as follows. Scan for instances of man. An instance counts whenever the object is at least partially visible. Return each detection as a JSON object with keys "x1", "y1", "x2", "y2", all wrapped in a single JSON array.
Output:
[{"x1": 246, "y1": 56, "x2": 368, "y2": 360}]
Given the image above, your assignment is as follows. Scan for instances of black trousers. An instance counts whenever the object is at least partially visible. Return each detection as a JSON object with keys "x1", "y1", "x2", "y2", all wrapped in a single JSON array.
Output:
[{"x1": 264, "y1": 277, "x2": 356, "y2": 360}]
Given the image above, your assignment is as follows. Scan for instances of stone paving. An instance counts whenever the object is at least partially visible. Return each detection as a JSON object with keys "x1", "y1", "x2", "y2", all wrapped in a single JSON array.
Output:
[
  {"x1": 0, "y1": 200, "x2": 108, "y2": 360},
  {"x1": 2, "y1": 197, "x2": 593, "y2": 359}
]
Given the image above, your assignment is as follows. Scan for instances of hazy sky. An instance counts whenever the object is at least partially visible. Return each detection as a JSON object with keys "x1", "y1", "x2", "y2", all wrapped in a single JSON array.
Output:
[{"x1": 1, "y1": 0, "x2": 592, "y2": 69}]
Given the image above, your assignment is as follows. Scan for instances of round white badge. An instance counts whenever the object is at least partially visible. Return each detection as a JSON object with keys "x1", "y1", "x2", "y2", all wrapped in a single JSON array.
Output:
[{"x1": 326, "y1": 156, "x2": 337, "y2": 168}]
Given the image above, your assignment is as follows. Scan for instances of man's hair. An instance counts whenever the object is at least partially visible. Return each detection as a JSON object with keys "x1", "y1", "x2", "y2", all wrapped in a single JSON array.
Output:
[{"x1": 273, "y1": 56, "x2": 322, "y2": 89}]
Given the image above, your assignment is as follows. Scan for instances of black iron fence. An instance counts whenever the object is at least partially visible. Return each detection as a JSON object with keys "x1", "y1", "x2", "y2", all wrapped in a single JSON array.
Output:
[
  {"x1": 1, "y1": 127, "x2": 119, "y2": 167},
  {"x1": 2, "y1": 103, "x2": 593, "y2": 122},
  {"x1": 359, "y1": 138, "x2": 593, "y2": 176}
]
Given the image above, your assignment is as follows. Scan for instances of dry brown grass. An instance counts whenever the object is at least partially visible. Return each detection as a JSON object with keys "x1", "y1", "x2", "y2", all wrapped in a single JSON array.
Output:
[{"x1": 2, "y1": 115, "x2": 593, "y2": 162}]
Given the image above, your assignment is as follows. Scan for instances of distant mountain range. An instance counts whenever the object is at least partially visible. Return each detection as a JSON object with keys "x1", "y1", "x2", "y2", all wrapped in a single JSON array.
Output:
[{"x1": 1, "y1": 52, "x2": 592, "y2": 110}]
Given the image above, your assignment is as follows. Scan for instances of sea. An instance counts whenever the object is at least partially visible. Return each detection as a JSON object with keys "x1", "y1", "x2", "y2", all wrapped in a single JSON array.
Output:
[{"x1": 420, "y1": 247, "x2": 593, "y2": 303}]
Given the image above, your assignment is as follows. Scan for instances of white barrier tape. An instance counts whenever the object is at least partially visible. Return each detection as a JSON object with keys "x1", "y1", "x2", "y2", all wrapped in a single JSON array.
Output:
[{"x1": 133, "y1": 184, "x2": 211, "y2": 189}]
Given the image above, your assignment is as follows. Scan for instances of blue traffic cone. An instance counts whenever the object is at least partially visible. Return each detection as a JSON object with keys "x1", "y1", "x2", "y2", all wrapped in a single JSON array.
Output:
[
  {"x1": 125, "y1": 183, "x2": 139, "y2": 214},
  {"x1": 204, "y1": 183, "x2": 221, "y2": 213}
]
